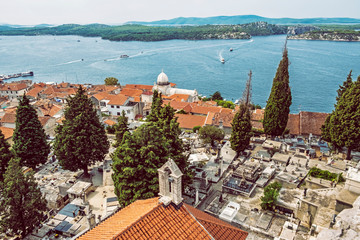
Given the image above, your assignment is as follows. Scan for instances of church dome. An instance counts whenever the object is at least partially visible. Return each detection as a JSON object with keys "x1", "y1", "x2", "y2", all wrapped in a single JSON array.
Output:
[{"x1": 157, "y1": 71, "x2": 170, "y2": 86}]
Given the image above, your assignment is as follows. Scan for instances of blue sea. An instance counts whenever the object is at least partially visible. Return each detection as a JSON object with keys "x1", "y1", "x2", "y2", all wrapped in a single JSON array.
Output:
[{"x1": 0, "y1": 35, "x2": 359, "y2": 113}]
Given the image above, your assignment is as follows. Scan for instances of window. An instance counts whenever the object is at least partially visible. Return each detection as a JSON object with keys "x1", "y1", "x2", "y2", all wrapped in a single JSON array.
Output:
[
  {"x1": 117, "y1": 112, "x2": 120, "y2": 116},
  {"x1": 116, "y1": 106, "x2": 120, "y2": 108},
  {"x1": 111, "y1": 105, "x2": 114, "y2": 108},
  {"x1": 127, "y1": 110, "x2": 130, "y2": 114}
]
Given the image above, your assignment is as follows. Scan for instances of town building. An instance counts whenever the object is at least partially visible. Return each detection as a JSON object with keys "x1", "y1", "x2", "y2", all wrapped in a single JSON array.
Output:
[
  {"x1": 153, "y1": 71, "x2": 198, "y2": 102},
  {"x1": 76, "y1": 159, "x2": 248, "y2": 240}
]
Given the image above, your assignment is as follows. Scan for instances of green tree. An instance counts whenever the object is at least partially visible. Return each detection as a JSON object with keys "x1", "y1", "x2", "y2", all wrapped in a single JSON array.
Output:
[
  {"x1": 260, "y1": 182, "x2": 282, "y2": 210},
  {"x1": 12, "y1": 95, "x2": 50, "y2": 169},
  {"x1": 104, "y1": 77, "x2": 119, "y2": 85},
  {"x1": 230, "y1": 104, "x2": 252, "y2": 154},
  {"x1": 54, "y1": 86, "x2": 109, "y2": 176},
  {"x1": 0, "y1": 158, "x2": 47, "y2": 237},
  {"x1": 199, "y1": 125, "x2": 225, "y2": 146},
  {"x1": 0, "y1": 129, "x2": 12, "y2": 181},
  {"x1": 323, "y1": 75, "x2": 360, "y2": 159},
  {"x1": 211, "y1": 91, "x2": 223, "y2": 101},
  {"x1": 263, "y1": 43, "x2": 292, "y2": 137},
  {"x1": 146, "y1": 90, "x2": 163, "y2": 123},
  {"x1": 112, "y1": 123, "x2": 170, "y2": 207},
  {"x1": 113, "y1": 110, "x2": 129, "y2": 147}
]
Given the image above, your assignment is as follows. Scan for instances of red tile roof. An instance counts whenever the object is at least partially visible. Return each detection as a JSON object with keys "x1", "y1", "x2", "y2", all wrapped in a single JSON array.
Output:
[
  {"x1": 77, "y1": 197, "x2": 248, "y2": 240},
  {"x1": 184, "y1": 204, "x2": 248, "y2": 240},
  {"x1": 26, "y1": 87, "x2": 44, "y2": 98},
  {"x1": 166, "y1": 94, "x2": 190, "y2": 102},
  {"x1": 107, "y1": 94, "x2": 129, "y2": 106},
  {"x1": 0, "y1": 113, "x2": 16, "y2": 123},
  {"x1": 104, "y1": 119, "x2": 116, "y2": 126},
  {"x1": 120, "y1": 88, "x2": 143, "y2": 98},
  {"x1": 286, "y1": 111, "x2": 328, "y2": 136},
  {"x1": 0, "y1": 127, "x2": 14, "y2": 140},
  {"x1": 124, "y1": 84, "x2": 153, "y2": 91},
  {"x1": 286, "y1": 114, "x2": 300, "y2": 135},
  {"x1": 300, "y1": 111, "x2": 328, "y2": 136},
  {"x1": 251, "y1": 109, "x2": 264, "y2": 121},
  {"x1": 190, "y1": 106, "x2": 222, "y2": 115},
  {"x1": 175, "y1": 114, "x2": 206, "y2": 129},
  {"x1": 205, "y1": 112, "x2": 235, "y2": 128},
  {"x1": 38, "y1": 116, "x2": 51, "y2": 127},
  {"x1": 0, "y1": 83, "x2": 28, "y2": 91}
]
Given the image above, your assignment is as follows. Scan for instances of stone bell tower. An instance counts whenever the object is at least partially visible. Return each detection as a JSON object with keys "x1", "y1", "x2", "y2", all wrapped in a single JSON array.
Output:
[{"x1": 158, "y1": 158, "x2": 183, "y2": 206}]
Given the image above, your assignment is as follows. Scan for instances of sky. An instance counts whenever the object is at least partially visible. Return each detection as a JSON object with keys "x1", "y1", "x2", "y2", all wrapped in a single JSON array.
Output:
[{"x1": 1, "y1": 0, "x2": 360, "y2": 25}]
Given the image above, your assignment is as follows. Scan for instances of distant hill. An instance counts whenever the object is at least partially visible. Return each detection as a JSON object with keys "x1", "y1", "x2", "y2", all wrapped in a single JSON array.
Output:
[{"x1": 126, "y1": 15, "x2": 360, "y2": 25}]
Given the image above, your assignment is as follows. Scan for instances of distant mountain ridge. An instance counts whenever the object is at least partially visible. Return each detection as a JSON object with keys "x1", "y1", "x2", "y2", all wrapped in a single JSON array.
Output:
[{"x1": 126, "y1": 15, "x2": 360, "y2": 25}]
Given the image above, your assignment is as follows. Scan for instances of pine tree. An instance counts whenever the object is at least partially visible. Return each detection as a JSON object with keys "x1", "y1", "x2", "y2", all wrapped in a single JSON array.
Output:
[
  {"x1": 112, "y1": 123, "x2": 170, "y2": 207},
  {"x1": 54, "y1": 86, "x2": 109, "y2": 175},
  {"x1": 199, "y1": 125, "x2": 225, "y2": 146},
  {"x1": 263, "y1": 43, "x2": 292, "y2": 137},
  {"x1": 230, "y1": 70, "x2": 253, "y2": 154},
  {"x1": 12, "y1": 95, "x2": 50, "y2": 169},
  {"x1": 113, "y1": 110, "x2": 129, "y2": 147},
  {"x1": 324, "y1": 75, "x2": 360, "y2": 159},
  {"x1": 0, "y1": 158, "x2": 47, "y2": 237},
  {"x1": 0, "y1": 129, "x2": 12, "y2": 181}
]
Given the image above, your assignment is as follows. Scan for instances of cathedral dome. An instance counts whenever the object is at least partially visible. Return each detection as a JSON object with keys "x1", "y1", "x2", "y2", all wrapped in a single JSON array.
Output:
[{"x1": 157, "y1": 71, "x2": 170, "y2": 86}]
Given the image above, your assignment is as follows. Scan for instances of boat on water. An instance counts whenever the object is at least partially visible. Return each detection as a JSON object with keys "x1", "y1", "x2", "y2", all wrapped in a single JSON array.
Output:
[
  {"x1": 120, "y1": 55, "x2": 129, "y2": 58},
  {"x1": 221, "y1": 58, "x2": 225, "y2": 64},
  {"x1": 229, "y1": 48, "x2": 233, "y2": 52}
]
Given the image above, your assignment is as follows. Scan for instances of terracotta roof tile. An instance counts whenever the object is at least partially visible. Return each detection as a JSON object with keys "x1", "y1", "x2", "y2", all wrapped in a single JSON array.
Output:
[
  {"x1": 251, "y1": 109, "x2": 264, "y2": 121},
  {"x1": 38, "y1": 116, "x2": 51, "y2": 127},
  {"x1": 104, "y1": 119, "x2": 116, "y2": 126},
  {"x1": 107, "y1": 94, "x2": 129, "y2": 106},
  {"x1": 93, "y1": 92, "x2": 113, "y2": 101},
  {"x1": 125, "y1": 84, "x2": 153, "y2": 91},
  {"x1": 205, "y1": 112, "x2": 235, "y2": 128},
  {"x1": 166, "y1": 94, "x2": 190, "y2": 102},
  {"x1": 120, "y1": 88, "x2": 143, "y2": 98},
  {"x1": 299, "y1": 111, "x2": 329, "y2": 136},
  {"x1": 175, "y1": 114, "x2": 206, "y2": 129},
  {"x1": 286, "y1": 114, "x2": 300, "y2": 135},
  {"x1": 184, "y1": 204, "x2": 248, "y2": 240},
  {"x1": 190, "y1": 106, "x2": 222, "y2": 115},
  {"x1": 0, "y1": 83, "x2": 28, "y2": 91},
  {"x1": 77, "y1": 197, "x2": 248, "y2": 240},
  {"x1": 164, "y1": 101, "x2": 191, "y2": 111},
  {"x1": 0, "y1": 113, "x2": 16, "y2": 123},
  {"x1": 0, "y1": 127, "x2": 14, "y2": 140},
  {"x1": 26, "y1": 87, "x2": 44, "y2": 98}
]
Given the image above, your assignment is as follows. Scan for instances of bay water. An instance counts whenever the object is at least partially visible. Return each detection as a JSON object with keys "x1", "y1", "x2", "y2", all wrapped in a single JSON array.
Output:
[{"x1": 0, "y1": 35, "x2": 359, "y2": 113}]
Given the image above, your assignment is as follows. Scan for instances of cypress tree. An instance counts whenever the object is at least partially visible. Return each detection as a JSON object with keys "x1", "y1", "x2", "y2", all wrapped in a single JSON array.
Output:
[
  {"x1": 54, "y1": 86, "x2": 109, "y2": 176},
  {"x1": 321, "y1": 71, "x2": 354, "y2": 153},
  {"x1": 0, "y1": 129, "x2": 12, "y2": 181},
  {"x1": 146, "y1": 90, "x2": 163, "y2": 122},
  {"x1": 113, "y1": 110, "x2": 129, "y2": 147},
  {"x1": 230, "y1": 104, "x2": 252, "y2": 154},
  {"x1": 0, "y1": 158, "x2": 47, "y2": 237},
  {"x1": 13, "y1": 95, "x2": 50, "y2": 169},
  {"x1": 263, "y1": 43, "x2": 292, "y2": 137},
  {"x1": 325, "y1": 75, "x2": 360, "y2": 159},
  {"x1": 230, "y1": 70, "x2": 253, "y2": 154}
]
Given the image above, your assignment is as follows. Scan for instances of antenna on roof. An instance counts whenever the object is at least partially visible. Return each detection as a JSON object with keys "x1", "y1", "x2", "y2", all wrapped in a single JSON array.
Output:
[{"x1": 241, "y1": 70, "x2": 252, "y2": 107}]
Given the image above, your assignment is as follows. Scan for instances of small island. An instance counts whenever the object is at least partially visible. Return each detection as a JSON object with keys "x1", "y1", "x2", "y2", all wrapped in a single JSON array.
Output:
[
  {"x1": 288, "y1": 30, "x2": 360, "y2": 42},
  {"x1": 0, "y1": 22, "x2": 289, "y2": 41}
]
